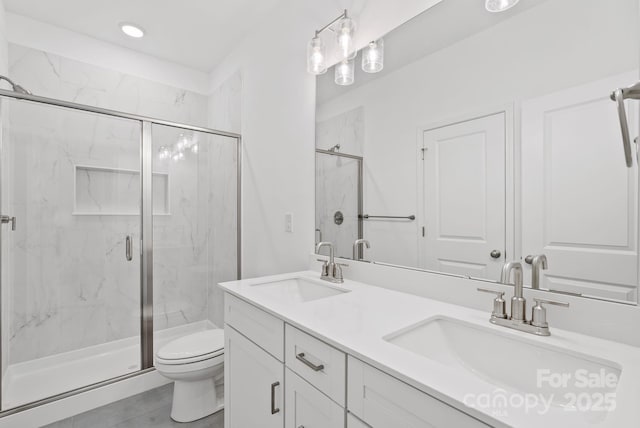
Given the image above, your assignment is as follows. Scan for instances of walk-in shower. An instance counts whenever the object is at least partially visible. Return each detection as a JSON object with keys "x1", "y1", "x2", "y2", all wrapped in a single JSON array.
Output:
[
  {"x1": 315, "y1": 149, "x2": 362, "y2": 259},
  {"x1": 0, "y1": 89, "x2": 241, "y2": 414}
]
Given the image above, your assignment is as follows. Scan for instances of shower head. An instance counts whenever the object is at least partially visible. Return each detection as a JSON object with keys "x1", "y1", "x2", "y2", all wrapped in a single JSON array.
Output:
[
  {"x1": 12, "y1": 84, "x2": 31, "y2": 95},
  {"x1": 0, "y1": 75, "x2": 31, "y2": 95},
  {"x1": 328, "y1": 144, "x2": 340, "y2": 153}
]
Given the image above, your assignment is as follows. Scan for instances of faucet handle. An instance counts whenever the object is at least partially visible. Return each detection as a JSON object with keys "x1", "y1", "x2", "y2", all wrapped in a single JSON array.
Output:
[
  {"x1": 533, "y1": 298, "x2": 569, "y2": 307},
  {"x1": 477, "y1": 288, "x2": 507, "y2": 319},
  {"x1": 531, "y1": 298, "x2": 569, "y2": 328},
  {"x1": 316, "y1": 258, "x2": 329, "y2": 277}
]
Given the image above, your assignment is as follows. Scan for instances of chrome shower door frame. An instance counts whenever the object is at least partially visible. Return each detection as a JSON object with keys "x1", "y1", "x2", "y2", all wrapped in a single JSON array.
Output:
[{"x1": 0, "y1": 89, "x2": 242, "y2": 417}]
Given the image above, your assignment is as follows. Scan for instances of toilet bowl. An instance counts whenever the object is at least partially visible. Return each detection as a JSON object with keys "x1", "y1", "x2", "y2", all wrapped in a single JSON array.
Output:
[{"x1": 155, "y1": 329, "x2": 225, "y2": 423}]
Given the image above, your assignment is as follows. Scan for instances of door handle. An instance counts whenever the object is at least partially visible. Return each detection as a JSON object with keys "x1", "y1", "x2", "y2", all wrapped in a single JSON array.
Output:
[
  {"x1": 125, "y1": 235, "x2": 133, "y2": 261},
  {"x1": 270, "y1": 381, "x2": 280, "y2": 415}
]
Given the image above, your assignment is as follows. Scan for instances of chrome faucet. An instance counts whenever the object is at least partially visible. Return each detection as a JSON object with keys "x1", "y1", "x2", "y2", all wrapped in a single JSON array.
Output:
[
  {"x1": 352, "y1": 239, "x2": 370, "y2": 260},
  {"x1": 531, "y1": 254, "x2": 548, "y2": 290},
  {"x1": 316, "y1": 242, "x2": 344, "y2": 283},
  {"x1": 479, "y1": 260, "x2": 569, "y2": 336}
]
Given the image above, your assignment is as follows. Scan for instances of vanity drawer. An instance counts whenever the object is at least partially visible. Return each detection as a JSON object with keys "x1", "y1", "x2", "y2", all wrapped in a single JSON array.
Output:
[
  {"x1": 225, "y1": 293, "x2": 284, "y2": 361},
  {"x1": 285, "y1": 324, "x2": 346, "y2": 406},
  {"x1": 285, "y1": 368, "x2": 345, "y2": 428},
  {"x1": 347, "y1": 356, "x2": 490, "y2": 428}
]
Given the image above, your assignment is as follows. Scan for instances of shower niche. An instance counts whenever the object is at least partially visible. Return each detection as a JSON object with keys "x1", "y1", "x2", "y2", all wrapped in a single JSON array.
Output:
[{"x1": 73, "y1": 165, "x2": 170, "y2": 215}]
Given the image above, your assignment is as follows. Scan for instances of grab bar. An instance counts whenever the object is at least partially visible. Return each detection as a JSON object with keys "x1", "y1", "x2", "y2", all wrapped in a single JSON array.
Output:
[
  {"x1": 610, "y1": 82, "x2": 640, "y2": 168},
  {"x1": 359, "y1": 214, "x2": 415, "y2": 220}
]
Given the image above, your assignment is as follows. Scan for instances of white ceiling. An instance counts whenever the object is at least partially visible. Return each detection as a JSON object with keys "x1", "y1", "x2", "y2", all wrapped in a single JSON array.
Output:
[
  {"x1": 317, "y1": 0, "x2": 546, "y2": 105},
  {"x1": 4, "y1": 0, "x2": 284, "y2": 72}
]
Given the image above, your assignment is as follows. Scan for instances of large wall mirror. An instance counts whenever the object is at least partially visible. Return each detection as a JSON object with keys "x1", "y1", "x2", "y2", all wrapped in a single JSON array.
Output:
[{"x1": 315, "y1": 0, "x2": 640, "y2": 305}]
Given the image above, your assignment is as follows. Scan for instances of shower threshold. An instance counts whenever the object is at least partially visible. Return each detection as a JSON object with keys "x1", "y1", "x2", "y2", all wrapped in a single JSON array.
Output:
[{"x1": 1, "y1": 320, "x2": 215, "y2": 410}]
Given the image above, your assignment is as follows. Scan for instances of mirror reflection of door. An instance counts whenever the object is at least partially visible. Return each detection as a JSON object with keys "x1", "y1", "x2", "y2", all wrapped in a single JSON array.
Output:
[
  {"x1": 521, "y1": 72, "x2": 639, "y2": 302},
  {"x1": 421, "y1": 112, "x2": 506, "y2": 281}
]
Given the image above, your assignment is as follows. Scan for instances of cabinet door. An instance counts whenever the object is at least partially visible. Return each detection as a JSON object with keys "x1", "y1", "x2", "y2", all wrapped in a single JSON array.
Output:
[
  {"x1": 347, "y1": 357, "x2": 489, "y2": 428},
  {"x1": 285, "y1": 368, "x2": 345, "y2": 428},
  {"x1": 225, "y1": 325, "x2": 284, "y2": 428}
]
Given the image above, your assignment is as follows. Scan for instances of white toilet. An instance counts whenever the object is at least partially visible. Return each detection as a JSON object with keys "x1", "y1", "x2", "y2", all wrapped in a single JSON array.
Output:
[{"x1": 155, "y1": 329, "x2": 225, "y2": 423}]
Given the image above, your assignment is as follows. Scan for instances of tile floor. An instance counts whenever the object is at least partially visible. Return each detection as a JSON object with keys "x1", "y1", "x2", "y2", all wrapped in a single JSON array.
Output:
[{"x1": 43, "y1": 384, "x2": 224, "y2": 428}]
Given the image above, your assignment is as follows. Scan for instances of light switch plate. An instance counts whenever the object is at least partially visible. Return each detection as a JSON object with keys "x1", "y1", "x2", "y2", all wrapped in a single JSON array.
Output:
[{"x1": 285, "y1": 212, "x2": 293, "y2": 232}]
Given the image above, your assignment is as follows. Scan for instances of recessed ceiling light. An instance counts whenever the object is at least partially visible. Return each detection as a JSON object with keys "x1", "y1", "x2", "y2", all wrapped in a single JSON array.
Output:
[
  {"x1": 485, "y1": 0, "x2": 520, "y2": 13},
  {"x1": 120, "y1": 23, "x2": 145, "y2": 38}
]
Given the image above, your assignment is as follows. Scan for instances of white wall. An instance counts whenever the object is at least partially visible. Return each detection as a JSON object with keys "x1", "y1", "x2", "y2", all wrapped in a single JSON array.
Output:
[
  {"x1": 208, "y1": 0, "x2": 443, "y2": 278},
  {"x1": 316, "y1": 0, "x2": 639, "y2": 268}
]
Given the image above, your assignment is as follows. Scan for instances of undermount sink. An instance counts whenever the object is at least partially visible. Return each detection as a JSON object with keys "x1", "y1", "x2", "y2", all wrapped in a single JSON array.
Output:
[
  {"x1": 385, "y1": 317, "x2": 621, "y2": 408},
  {"x1": 249, "y1": 277, "x2": 350, "y2": 303}
]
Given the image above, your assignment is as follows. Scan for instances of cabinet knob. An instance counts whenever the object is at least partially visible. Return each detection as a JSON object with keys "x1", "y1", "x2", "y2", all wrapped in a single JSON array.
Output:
[{"x1": 490, "y1": 249, "x2": 501, "y2": 259}]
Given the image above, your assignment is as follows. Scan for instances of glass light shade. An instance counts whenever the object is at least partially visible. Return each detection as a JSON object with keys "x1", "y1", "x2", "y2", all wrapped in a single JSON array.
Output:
[
  {"x1": 362, "y1": 39, "x2": 384, "y2": 73},
  {"x1": 485, "y1": 0, "x2": 520, "y2": 12},
  {"x1": 336, "y1": 18, "x2": 357, "y2": 60},
  {"x1": 307, "y1": 36, "x2": 327, "y2": 75},
  {"x1": 335, "y1": 60, "x2": 355, "y2": 86}
]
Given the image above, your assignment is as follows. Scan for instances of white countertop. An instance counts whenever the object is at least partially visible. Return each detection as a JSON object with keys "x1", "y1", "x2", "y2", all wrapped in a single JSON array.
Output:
[{"x1": 219, "y1": 270, "x2": 640, "y2": 428}]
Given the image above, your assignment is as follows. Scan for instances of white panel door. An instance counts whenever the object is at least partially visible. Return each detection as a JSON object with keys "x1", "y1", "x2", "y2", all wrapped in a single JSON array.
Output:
[
  {"x1": 224, "y1": 325, "x2": 284, "y2": 428},
  {"x1": 521, "y1": 73, "x2": 639, "y2": 302},
  {"x1": 422, "y1": 113, "x2": 506, "y2": 281}
]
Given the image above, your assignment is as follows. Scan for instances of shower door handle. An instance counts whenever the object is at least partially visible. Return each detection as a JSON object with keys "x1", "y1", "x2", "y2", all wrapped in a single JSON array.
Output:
[
  {"x1": 125, "y1": 235, "x2": 133, "y2": 261},
  {"x1": 0, "y1": 215, "x2": 15, "y2": 231}
]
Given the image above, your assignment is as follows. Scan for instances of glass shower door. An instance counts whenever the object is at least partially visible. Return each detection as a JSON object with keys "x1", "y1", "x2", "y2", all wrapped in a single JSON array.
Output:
[
  {"x1": 0, "y1": 98, "x2": 142, "y2": 410},
  {"x1": 315, "y1": 151, "x2": 363, "y2": 259}
]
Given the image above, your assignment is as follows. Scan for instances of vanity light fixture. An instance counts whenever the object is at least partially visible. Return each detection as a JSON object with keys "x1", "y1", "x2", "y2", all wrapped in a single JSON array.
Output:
[
  {"x1": 336, "y1": 16, "x2": 356, "y2": 60},
  {"x1": 307, "y1": 10, "x2": 358, "y2": 81},
  {"x1": 485, "y1": 0, "x2": 520, "y2": 13},
  {"x1": 362, "y1": 38, "x2": 384, "y2": 73},
  {"x1": 307, "y1": 36, "x2": 327, "y2": 75},
  {"x1": 120, "y1": 22, "x2": 145, "y2": 38},
  {"x1": 335, "y1": 59, "x2": 355, "y2": 86}
]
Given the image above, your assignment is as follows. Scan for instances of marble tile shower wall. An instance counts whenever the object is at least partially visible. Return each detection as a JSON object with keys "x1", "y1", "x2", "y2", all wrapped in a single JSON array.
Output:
[
  {"x1": 207, "y1": 71, "x2": 241, "y2": 328},
  {"x1": 3, "y1": 44, "x2": 239, "y2": 365}
]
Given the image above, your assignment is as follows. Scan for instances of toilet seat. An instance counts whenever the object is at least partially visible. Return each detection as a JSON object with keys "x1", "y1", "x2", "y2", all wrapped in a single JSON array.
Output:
[{"x1": 156, "y1": 329, "x2": 224, "y2": 365}]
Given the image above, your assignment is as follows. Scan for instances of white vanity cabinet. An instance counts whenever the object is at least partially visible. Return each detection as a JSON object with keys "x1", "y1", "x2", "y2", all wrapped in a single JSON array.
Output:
[
  {"x1": 347, "y1": 357, "x2": 489, "y2": 428},
  {"x1": 224, "y1": 292, "x2": 488, "y2": 428},
  {"x1": 224, "y1": 326, "x2": 284, "y2": 428},
  {"x1": 224, "y1": 295, "x2": 286, "y2": 428}
]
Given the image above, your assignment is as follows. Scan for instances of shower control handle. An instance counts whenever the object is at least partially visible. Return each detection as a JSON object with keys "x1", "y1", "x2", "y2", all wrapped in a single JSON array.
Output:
[
  {"x1": 0, "y1": 215, "x2": 15, "y2": 231},
  {"x1": 125, "y1": 235, "x2": 133, "y2": 261}
]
